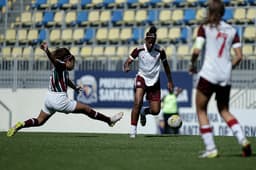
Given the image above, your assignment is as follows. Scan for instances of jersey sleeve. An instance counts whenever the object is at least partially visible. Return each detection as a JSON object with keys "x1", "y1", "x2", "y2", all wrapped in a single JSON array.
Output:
[
  {"x1": 129, "y1": 48, "x2": 139, "y2": 60},
  {"x1": 193, "y1": 25, "x2": 205, "y2": 50},
  {"x1": 232, "y1": 32, "x2": 242, "y2": 49}
]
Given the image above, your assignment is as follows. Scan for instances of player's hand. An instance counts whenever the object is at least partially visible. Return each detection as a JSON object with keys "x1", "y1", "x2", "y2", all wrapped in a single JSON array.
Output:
[
  {"x1": 167, "y1": 82, "x2": 174, "y2": 93},
  {"x1": 40, "y1": 42, "x2": 48, "y2": 52},
  {"x1": 123, "y1": 63, "x2": 130, "y2": 72},
  {"x1": 75, "y1": 86, "x2": 82, "y2": 93}
]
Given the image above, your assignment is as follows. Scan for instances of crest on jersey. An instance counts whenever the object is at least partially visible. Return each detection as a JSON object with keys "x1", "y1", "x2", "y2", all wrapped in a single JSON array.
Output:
[{"x1": 76, "y1": 75, "x2": 97, "y2": 104}]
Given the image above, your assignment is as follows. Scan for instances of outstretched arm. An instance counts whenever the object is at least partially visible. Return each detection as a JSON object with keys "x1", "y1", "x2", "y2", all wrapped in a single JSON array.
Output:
[
  {"x1": 161, "y1": 49, "x2": 174, "y2": 92},
  {"x1": 40, "y1": 42, "x2": 57, "y2": 65},
  {"x1": 68, "y1": 79, "x2": 81, "y2": 92}
]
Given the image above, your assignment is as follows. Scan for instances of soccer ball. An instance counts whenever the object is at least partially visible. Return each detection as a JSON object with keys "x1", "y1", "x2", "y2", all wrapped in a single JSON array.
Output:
[{"x1": 167, "y1": 115, "x2": 182, "y2": 129}]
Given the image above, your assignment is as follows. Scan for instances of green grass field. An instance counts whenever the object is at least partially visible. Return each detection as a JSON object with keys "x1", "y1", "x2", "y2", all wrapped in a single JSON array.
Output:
[{"x1": 0, "y1": 132, "x2": 254, "y2": 170}]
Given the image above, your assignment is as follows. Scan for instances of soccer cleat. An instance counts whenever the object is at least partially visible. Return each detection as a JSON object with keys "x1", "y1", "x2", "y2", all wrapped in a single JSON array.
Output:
[
  {"x1": 129, "y1": 125, "x2": 137, "y2": 138},
  {"x1": 130, "y1": 133, "x2": 136, "y2": 138},
  {"x1": 6, "y1": 121, "x2": 25, "y2": 137},
  {"x1": 199, "y1": 149, "x2": 218, "y2": 158},
  {"x1": 109, "y1": 112, "x2": 124, "y2": 127},
  {"x1": 241, "y1": 139, "x2": 252, "y2": 157},
  {"x1": 140, "y1": 108, "x2": 146, "y2": 126}
]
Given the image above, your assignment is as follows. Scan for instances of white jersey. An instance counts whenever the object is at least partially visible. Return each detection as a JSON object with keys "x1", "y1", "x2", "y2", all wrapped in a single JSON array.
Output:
[
  {"x1": 196, "y1": 21, "x2": 241, "y2": 86},
  {"x1": 130, "y1": 44, "x2": 165, "y2": 86}
]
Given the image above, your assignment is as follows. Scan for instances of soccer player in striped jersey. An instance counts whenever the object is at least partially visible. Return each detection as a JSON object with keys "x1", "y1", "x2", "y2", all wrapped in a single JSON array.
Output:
[
  {"x1": 189, "y1": 0, "x2": 252, "y2": 158},
  {"x1": 7, "y1": 42, "x2": 123, "y2": 137},
  {"x1": 123, "y1": 26, "x2": 174, "y2": 138}
]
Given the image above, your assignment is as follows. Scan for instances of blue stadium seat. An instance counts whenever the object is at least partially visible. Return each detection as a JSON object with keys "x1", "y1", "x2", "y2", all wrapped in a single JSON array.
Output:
[
  {"x1": 81, "y1": 0, "x2": 92, "y2": 8},
  {"x1": 180, "y1": 27, "x2": 188, "y2": 43},
  {"x1": 197, "y1": 0, "x2": 207, "y2": 6},
  {"x1": 42, "y1": 11, "x2": 54, "y2": 26},
  {"x1": 149, "y1": 0, "x2": 161, "y2": 6},
  {"x1": 147, "y1": 9, "x2": 159, "y2": 24},
  {"x1": 127, "y1": 0, "x2": 138, "y2": 8},
  {"x1": 222, "y1": 8, "x2": 234, "y2": 22},
  {"x1": 103, "y1": 0, "x2": 115, "y2": 8},
  {"x1": 77, "y1": 11, "x2": 88, "y2": 26},
  {"x1": 31, "y1": 0, "x2": 47, "y2": 9},
  {"x1": 183, "y1": 8, "x2": 196, "y2": 25},
  {"x1": 0, "y1": 0, "x2": 6, "y2": 8},
  {"x1": 111, "y1": 10, "x2": 123, "y2": 26},
  {"x1": 132, "y1": 27, "x2": 144, "y2": 43},
  {"x1": 38, "y1": 29, "x2": 47, "y2": 43},
  {"x1": 56, "y1": 0, "x2": 69, "y2": 9},
  {"x1": 172, "y1": 0, "x2": 186, "y2": 7},
  {"x1": 84, "y1": 28, "x2": 95, "y2": 44}
]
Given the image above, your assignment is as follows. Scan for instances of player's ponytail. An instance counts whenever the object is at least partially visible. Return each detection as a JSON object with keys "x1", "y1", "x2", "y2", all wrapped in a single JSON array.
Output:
[{"x1": 146, "y1": 25, "x2": 157, "y2": 38}]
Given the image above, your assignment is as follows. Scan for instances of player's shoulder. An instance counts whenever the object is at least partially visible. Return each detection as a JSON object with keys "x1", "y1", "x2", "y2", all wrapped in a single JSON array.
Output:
[{"x1": 154, "y1": 44, "x2": 165, "y2": 52}]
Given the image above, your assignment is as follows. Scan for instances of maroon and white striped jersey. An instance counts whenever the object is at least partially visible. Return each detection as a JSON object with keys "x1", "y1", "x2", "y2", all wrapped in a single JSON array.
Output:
[{"x1": 196, "y1": 21, "x2": 241, "y2": 86}]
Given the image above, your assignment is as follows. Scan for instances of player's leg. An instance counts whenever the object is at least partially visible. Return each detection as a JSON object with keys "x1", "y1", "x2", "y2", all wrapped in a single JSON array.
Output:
[
  {"x1": 196, "y1": 77, "x2": 218, "y2": 158},
  {"x1": 130, "y1": 87, "x2": 145, "y2": 138},
  {"x1": 74, "y1": 102, "x2": 123, "y2": 127},
  {"x1": 216, "y1": 85, "x2": 252, "y2": 157},
  {"x1": 7, "y1": 110, "x2": 51, "y2": 137}
]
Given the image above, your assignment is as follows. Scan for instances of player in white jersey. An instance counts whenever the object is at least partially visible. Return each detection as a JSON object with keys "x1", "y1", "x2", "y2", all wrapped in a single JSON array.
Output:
[
  {"x1": 189, "y1": 0, "x2": 252, "y2": 158},
  {"x1": 123, "y1": 26, "x2": 174, "y2": 138},
  {"x1": 7, "y1": 42, "x2": 123, "y2": 137}
]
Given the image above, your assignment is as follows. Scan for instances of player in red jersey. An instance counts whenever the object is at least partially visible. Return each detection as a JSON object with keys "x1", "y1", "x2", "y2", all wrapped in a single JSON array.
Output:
[
  {"x1": 7, "y1": 42, "x2": 123, "y2": 137},
  {"x1": 189, "y1": 0, "x2": 252, "y2": 158},
  {"x1": 123, "y1": 26, "x2": 174, "y2": 138}
]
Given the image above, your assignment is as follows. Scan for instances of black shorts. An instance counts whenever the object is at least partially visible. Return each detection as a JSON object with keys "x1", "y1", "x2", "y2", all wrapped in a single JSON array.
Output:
[{"x1": 197, "y1": 77, "x2": 231, "y2": 104}]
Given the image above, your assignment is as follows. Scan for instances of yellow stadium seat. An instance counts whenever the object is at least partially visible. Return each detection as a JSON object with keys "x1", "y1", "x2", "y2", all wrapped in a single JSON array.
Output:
[
  {"x1": 49, "y1": 29, "x2": 61, "y2": 44},
  {"x1": 168, "y1": 27, "x2": 181, "y2": 43},
  {"x1": 2, "y1": 47, "x2": 12, "y2": 60},
  {"x1": 96, "y1": 27, "x2": 108, "y2": 43},
  {"x1": 242, "y1": 44, "x2": 254, "y2": 59},
  {"x1": 135, "y1": 10, "x2": 147, "y2": 24},
  {"x1": 91, "y1": 0, "x2": 103, "y2": 8},
  {"x1": 99, "y1": 10, "x2": 111, "y2": 25},
  {"x1": 232, "y1": 8, "x2": 246, "y2": 24},
  {"x1": 123, "y1": 10, "x2": 135, "y2": 25},
  {"x1": 108, "y1": 27, "x2": 120, "y2": 43},
  {"x1": 62, "y1": 28, "x2": 73, "y2": 44},
  {"x1": 27, "y1": 29, "x2": 39, "y2": 45},
  {"x1": 246, "y1": 8, "x2": 256, "y2": 23},
  {"x1": 159, "y1": 10, "x2": 172, "y2": 24},
  {"x1": 177, "y1": 44, "x2": 190, "y2": 60},
  {"x1": 20, "y1": 11, "x2": 32, "y2": 27},
  {"x1": 104, "y1": 46, "x2": 116, "y2": 58},
  {"x1": 34, "y1": 11, "x2": 43, "y2": 26},
  {"x1": 195, "y1": 8, "x2": 206, "y2": 22},
  {"x1": 116, "y1": 46, "x2": 128, "y2": 58},
  {"x1": 120, "y1": 28, "x2": 132, "y2": 41},
  {"x1": 5, "y1": 29, "x2": 16, "y2": 44},
  {"x1": 34, "y1": 47, "x2": 47, "y2": 60},
  {"x1": 69, "y1": 0, "x2": 79, "y2": 8},
  {"x1": 88, "y1": 10, "x2": 100, "y2": 25},
  {"x1": 92, "y1": 46, "x2": 104, "y2": 58},
  {"x1": 47, "y1": 11, "x2": 64, "y2": 27},
  {"x1": 73, "y1": 28, "x2": 84, "y2": 44},
  {"x1": 22, "y1": 47, "x2": 33, "y2": 59},
  {"x1": 17, "y1": 29, "x2": 28, "y2": 44},
  {"x1": 157, "y1": 27, "x2": 169, "y2": 43},
  {"x1": 69, "y1": 46, "x2": 80, "y2": 58},
  {"x1": 165, "y1": 45, "x2": 176, "y2": 59},
  {"x1": 172, "y1": 9, "x2": 184, "y2": 25},
  {"x1": 244, "y1": 26, "x2": 255, "y2": 42},
  {"x1": 80, "y1": 46, "x2": 92, "y2": 58},
  {"x1": 11, "y1": 47, "x2": 23, "y2": 59},
  {"x1": 65, "y1": 11, "x2": 76, "y2": 26}
]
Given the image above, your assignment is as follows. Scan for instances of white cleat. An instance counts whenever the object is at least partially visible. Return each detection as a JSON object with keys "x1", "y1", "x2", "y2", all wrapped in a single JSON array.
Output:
[
  {"x1": 199, "y1": 148, "x2": 218, "y2": 158},
  {"x1": 130, "y1": 133, "x2": 136, "y2": 138},
  {"x1": 109, "y1": 112, "x2": 124, "y2": 127}
]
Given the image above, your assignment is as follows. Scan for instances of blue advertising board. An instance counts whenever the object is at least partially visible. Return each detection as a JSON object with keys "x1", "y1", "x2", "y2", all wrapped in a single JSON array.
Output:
[{"x1": 74, "y1": 71, "x2": 192, "y2": 108}]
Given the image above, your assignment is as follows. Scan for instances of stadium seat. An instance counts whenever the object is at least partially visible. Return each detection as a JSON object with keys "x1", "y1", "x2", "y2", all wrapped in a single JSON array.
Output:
[
  {"x1": 17, "y1": 29, "x2": 28, "y2": 44},
  {"x1": 2, "y1": 46, "x2": 12, "y2": 60},
  {"x1": 69, "y1": 46, "x2": 80, "y2": 57},
  {"x1": 116, "y1": 46, "x2": 128, "y2": 58},
  {"x1": 176, "y1": 44, "x2": 190, "y2": 60},
  {"x1": 20, "y1": 12, "x2": 32, "y2": 27},
  {"x1": 0, "y1": 0, "x2": 7, "y2": 8},
  {"x1": 127, "y1": 0, "x2": 139, "y2": 8},
  {"x1": 157, "y1": 27, "x2": 169, "y2": 43},
  {"x1": 5, "y1": 29, "x2": 16, "y2": 45},
  {"x1": 156, "y1": 0, "x2": 173, "y2": 7},
  {"x1": 132, "y1": 27, "x2": 144, "y2": 43},
  {"x1": 92, "y1": 46, "x2": 104, "y2": 58},
  {"x1": 80, "y1": 0, "x2": 92, "y2": 8},
  {"x1": 32, "y1": 0, "x2": 48, "y2": 9},
  {"x1": 183, "y1": 8, "x2": 196, "y2": 25},
  {"x1": 99, "y1": 10, "x2": 111, "y2": 25},
  {"x1": 231, "y1": 8, "x2": 246, "y2": 24},
  {"x1": 38, "y1": 29, "x2": 47, "y2": 43},
  {"x1": 73, "y1": 28, "x2": 84, "y2": 44},
  {"x1": 186, "y1": 0, "x2": 198, "y2": 7},
  {"x1": 49, "y1": 29, "x2": 61, "y2": 45},
  {"x1": 103, "y1": 0, "x2": 116, "y2": 8},
  {"x1": 11, "y1": 47, "x2": 23, "y2": 59},
  {"x1": 84, "y1": 27, "x2": 95, "y2": 44},
  {"x1": 96, "y1": 27, "x2": 108, "y2": 43},
  {"x1": 243, "y1": 26, "x2": 255, "y2": 43},
  {"x1": 22, "y1": 47, "x2": 33, "y2": 59},
  {"x1": 80, "y1": 46, "x2": 92, "y2": 59},
  {"x1": 146, "y1": 9, "x2": 159, "y2": 24},
  {"x1": 42, "y1": 11, "x2": 54, "y2": 26},
  {"x1": 115, "y1": 0, "x2": 126, "y2": 8},
  {"x1": 172, "y1": 9, "x2": 184, "y2": 25},
  {"x1": 138, "y1": 0, "x2": 150, "y2": 7},
  {"x1": 62, "y1": 28, "x2": 73, "y2": 44},
  {"x1": 76, "y1": 10, "x2": 88, "y2": 26},
  {"x1": 123, "y1": 10, "x2": 135, "y2": 25},
  {"x1": 159, "y1": 9, "x2": 172, "y2": 25},
  {"x1": 230, "y1": 0, "x2": 246, "y2": 6},
  {"x1": 88, "y1": 10, "x2": 100, "y2": 25},
  {"x1": 104, "y1": 46, "x2": 116, "y2": 59},
  {"x1": 165, "y1": 45, "x2": 176, "y2": 59},
  {"x1": 69, "y1": 0, "x2": 79, "y2": 8},
  {"x1": 35, "y1": 11, "x2": 43, "y2": 27},
  {"x1": 120, "y1": 28, "x2": 132, "y2": 42},
  {"x1": 111, "y1": 10, "x2": 123, "y2": 26},
  {"x1": 108, "y1": 27, "x2": 120, "y2": 44},
  {"x1": 90, "y1": 0, "x2": 104, "y2": 8},
  {"x1": 222, "y1": 8, "x2": 234, "y2": 23},
  {"x1": 168, "y1": 27, "x2": 181, "y2": 43},
  {"x1": 246, "y1": 8, "x2": 256, "y2": 24},
  {"x1": 195, "y1": 8, "x2": 206, "y2": 22},
  {"x1": 135, "y1": 9, "x2": 147, "y2": 24},
  {"x1": 48, "y1": 0, "x2": 59, "y2": 9},
  {"x1": 56, "y1": 0, "x2": 71, "y2": 9},
  {"x1": 48, "y1": 10, "x2": 64, "y2": 27},
  {"x1": 34, "y1": 47, "x2": 47, "y2": 60},
  {"x1": 243, "y1": 44, "x2": 254, "y2": 59},
  {"x1": 172, "y1": 0, "x2": 186, "y2": 7},
  {"x1": 65, "y1": 11, "x2": 77, "y2": 26}
]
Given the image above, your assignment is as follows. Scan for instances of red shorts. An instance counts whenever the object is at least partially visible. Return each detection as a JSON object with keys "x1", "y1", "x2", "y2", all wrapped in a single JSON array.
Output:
[
  {"x1": 135, "y1": 75, "x2": 160, "y2": 101},
  {"x1": 197, "y1": 76, "x2": 231, "y2": 104}
]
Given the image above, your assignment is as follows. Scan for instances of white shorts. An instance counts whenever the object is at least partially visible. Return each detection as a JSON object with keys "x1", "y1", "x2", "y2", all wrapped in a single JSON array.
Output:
[{"x1": 42, "y1": 91, "x2": 77, "y2": 115}]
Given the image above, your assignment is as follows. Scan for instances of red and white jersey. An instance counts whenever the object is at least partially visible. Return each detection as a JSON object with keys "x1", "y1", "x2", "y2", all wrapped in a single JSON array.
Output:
[
  {"x1": 196, "y1": 21, "x2": 241, "y2": 86},
  {"x1": 130, "y1": 44, "x2": 165, "y2": 86}
]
